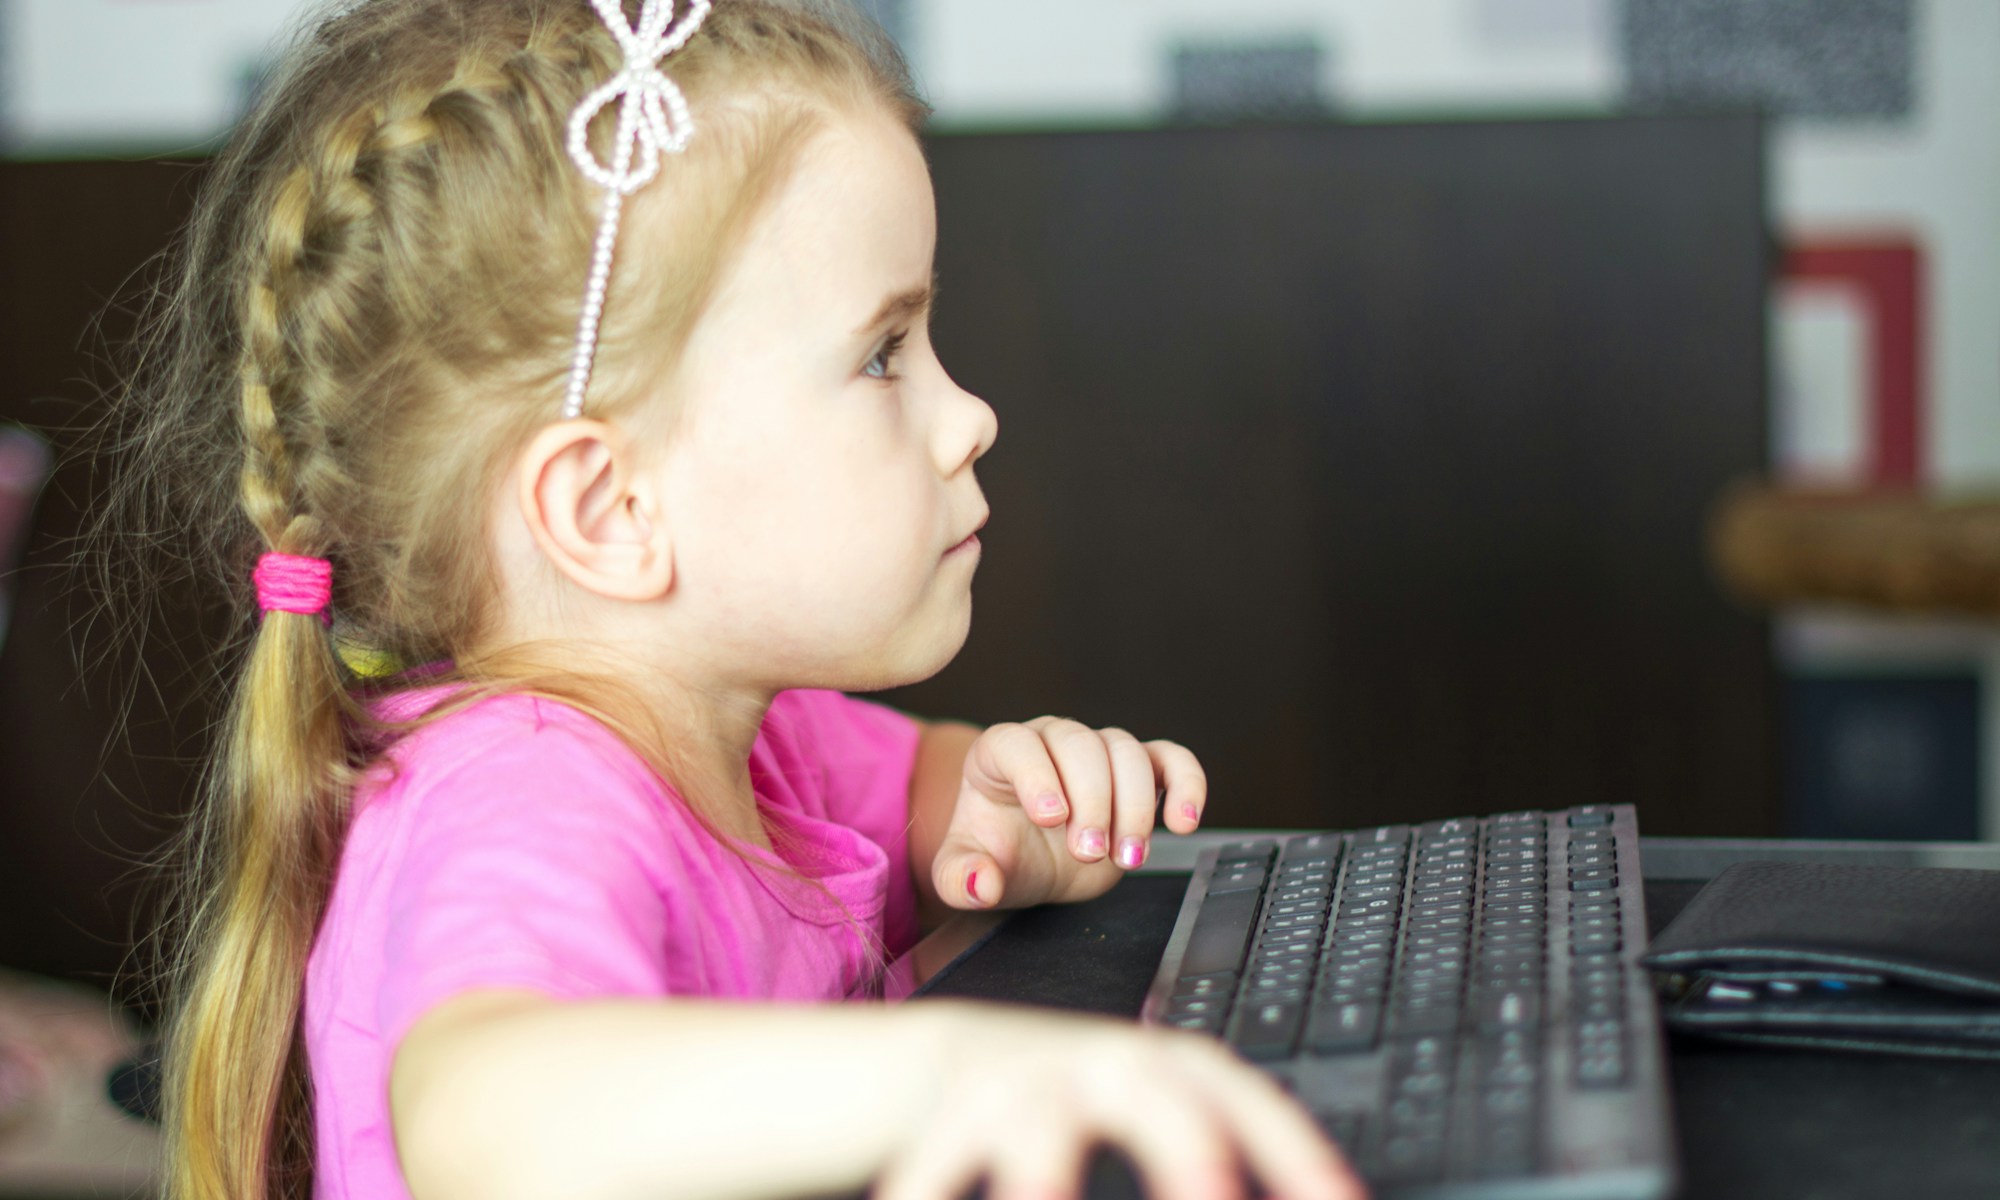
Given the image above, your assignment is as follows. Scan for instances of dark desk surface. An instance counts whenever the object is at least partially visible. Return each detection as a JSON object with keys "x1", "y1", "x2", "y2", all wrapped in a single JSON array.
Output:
[{"x1": 918, "y1": 834, "x2": 2000, "y2": 1200}]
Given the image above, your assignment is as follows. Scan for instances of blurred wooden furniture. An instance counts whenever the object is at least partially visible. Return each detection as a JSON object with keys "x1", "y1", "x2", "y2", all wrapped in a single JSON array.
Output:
[{"x1": 1710, "y1": 482, "x2": 2000, "y2": 618}]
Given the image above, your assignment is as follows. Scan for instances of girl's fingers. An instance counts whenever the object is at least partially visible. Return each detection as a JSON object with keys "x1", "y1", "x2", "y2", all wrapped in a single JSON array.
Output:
[
  {"x1": 936, "y1": 845, "x2": 1004, "y2": 909},
  {"x1": 1146, "y1": 739, "x2": 1208, "y2": 835},
  {"x1": 1097, "y1": 1082, "x2": 1245, "y2": 1200},
  {"x1": 1099, "y1": 728, "x2": 1158, "y2": 870},
  {"x1": 1173, "y1": 1041, "x2": 1367, "y2": 1200},
  {"x1": 986, "y1": 1096, "x2": 1088, "y2": 1200},
  {"x1": 1028, "y1": 717, "x2": 1114, "y2": 863},
  {"x1": 874, "y1": 1132, "x2": 985, "y2": 1200},
  {"x1": 969, "y1": 722, "x2": 1069, "y2": 826}
]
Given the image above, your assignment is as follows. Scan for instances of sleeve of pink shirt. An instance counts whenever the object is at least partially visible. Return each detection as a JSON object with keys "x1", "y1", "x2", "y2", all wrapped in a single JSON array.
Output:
[
  {"x1": 376, "y1": 707, "x2": 684, "y2": 1051},
  {"x1": 766, "y1": 689, "x2": 927, "y2": 957}
]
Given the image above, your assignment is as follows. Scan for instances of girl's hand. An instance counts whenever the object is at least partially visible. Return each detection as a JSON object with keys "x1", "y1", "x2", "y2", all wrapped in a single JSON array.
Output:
[
  {"x1": 880, "y1": 1001, "x2": 1369, "y2": 1200},
  {"x1": 935, "y1": 718, "x2": 1208, "y2": 910}
]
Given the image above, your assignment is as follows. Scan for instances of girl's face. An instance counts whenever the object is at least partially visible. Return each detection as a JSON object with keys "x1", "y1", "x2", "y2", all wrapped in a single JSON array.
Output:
[{"x1": 647, "y1": 106, "x2": 999, "y2": 692}]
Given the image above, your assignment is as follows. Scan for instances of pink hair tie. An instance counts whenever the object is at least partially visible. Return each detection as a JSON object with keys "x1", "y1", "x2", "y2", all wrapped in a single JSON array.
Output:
[{"x1": 253, "y1": 553, "x2": 333, "y2": 625}]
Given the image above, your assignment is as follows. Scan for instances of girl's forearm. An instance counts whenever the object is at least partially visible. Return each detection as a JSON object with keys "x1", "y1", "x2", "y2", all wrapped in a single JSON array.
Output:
[{"x1": 391, "y1": 989, "x2": 962, "y2": 1200}]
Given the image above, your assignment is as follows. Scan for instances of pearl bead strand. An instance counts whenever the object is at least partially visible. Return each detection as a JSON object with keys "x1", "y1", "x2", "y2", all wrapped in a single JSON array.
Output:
[{"x1": 561, "y1": 0, "x2": 712, "y2": 421}]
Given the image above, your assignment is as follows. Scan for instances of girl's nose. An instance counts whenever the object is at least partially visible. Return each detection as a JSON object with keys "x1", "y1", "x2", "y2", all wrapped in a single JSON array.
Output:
[{"x1": 939, "y1": 374, "x2": 998, "y2": 474}]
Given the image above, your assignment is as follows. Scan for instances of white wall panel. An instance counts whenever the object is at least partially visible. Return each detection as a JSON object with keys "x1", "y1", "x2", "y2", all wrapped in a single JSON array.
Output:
[{"x1": 9, "y1": 0, "x2": 309, "y2": 152}]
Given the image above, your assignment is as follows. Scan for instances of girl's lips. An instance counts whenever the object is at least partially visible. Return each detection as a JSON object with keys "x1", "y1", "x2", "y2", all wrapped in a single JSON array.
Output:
[{"x1": 946, "y1": 533, "x2": 980, "y2": 555}]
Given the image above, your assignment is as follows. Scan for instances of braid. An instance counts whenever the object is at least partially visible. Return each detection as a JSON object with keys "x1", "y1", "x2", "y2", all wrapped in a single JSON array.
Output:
[{"x1": 236, "y1": 49, "x2": 575, "y2": 560}]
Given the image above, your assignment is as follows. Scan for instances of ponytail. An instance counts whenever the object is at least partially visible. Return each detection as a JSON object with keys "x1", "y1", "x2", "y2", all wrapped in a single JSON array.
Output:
[{"x1": 161, "y1": 580, "x2": 354, "y2": 1198}]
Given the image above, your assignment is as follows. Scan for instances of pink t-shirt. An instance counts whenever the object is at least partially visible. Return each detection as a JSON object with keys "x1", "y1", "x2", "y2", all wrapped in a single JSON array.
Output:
[{"x1": 302, "y1": 686, "x2": 924, "y2": 1200}]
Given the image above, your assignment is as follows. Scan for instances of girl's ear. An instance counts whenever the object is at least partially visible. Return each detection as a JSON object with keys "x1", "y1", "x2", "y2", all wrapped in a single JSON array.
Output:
[{"x1": 515, "y1": 419, "x2": 672, "y2": 601}]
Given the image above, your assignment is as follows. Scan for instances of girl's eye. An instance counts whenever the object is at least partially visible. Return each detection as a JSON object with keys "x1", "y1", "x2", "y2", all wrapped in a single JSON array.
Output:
[{"x1": 863, "y1": 331, "x2": 908, "y2": 382}]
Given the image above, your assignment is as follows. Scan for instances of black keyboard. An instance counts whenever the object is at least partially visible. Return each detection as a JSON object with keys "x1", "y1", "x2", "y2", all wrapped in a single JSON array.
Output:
[{"x1": 1141, "y1": 804, "x2": 1676, "y2": 1198}]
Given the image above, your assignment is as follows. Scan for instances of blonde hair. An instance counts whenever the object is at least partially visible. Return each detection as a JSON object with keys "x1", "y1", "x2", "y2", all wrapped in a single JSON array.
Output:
[{"x1": 89, "y1": 1, "x2": 930, "y2": 1196}]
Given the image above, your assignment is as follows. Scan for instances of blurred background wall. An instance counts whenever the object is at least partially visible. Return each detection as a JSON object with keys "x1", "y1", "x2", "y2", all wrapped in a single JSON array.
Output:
[{"x1": 1, "y1": 0, "x2": 1997, "y2": 997}]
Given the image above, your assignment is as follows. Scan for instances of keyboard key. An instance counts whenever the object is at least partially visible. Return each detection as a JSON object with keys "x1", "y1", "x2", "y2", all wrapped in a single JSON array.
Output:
[
  {"x1": 1579, "y1": 995, "x2": 1624, "y2": 1021},
  {"x1": 1304, "y1": 1000, "x2": 1381, "y2": 1054},
  {"x1": 1422, "y1": 817, "x2": 1480, "y2": 837},
  {"x1": 1416, "y1": 872, "x2": 1474, "y2": 891},
  {"x1": 1280, "y1": 834, "x2": 1341, "y2": 864},
  {"x1": 1165, "y1": 995, "x2": 1228, "y2": 1020},
  {"x1": 1342, "y1": 902, "x2": 1400, "y2": 927},
  {"x1": 1264, "y1": 924, "x2": 1322, "y2": 946},
  {"x1": 1386, "y1": 1093, "x2": 1448, "y2": 1136},
  {"x1": 1171, "y1": 974, "x2": 1233, "y2": 999},
  {"x1": 1228, "y1": 998, "x2": 1304, "y2": 1061},
  {"x1": 1477, "y1": 988, "x2": 1541, "y2": 1033},
  {"x1": 1373, "y1": 1132, "x2": 1447, "y2": 1185},
  {"x1": 1252, "y1": 945, "x2": 1318, "y2": 969},
  {"x1": 1165, "y1": 1011, "x2": 1225, "y2": 1034},
  {"x1": 1208, "y1": 863, "x2": 1267, "y2": 894},
  {"x1": 1216, "y1": 839, "x2": 1279, "y2": 864},
  {"x1": 1319, "y1": 984, "x2": 1386, "y2": 1007},
  {"x1": 1412, "y1": 930, "x2": 1472, "y2": 950},
  {"x1": 1181, "y1": 888, "x2": 1260, "y2": 977},
  {"x1": 1575, "y1": 1050, "x2": 1628, "y2": 1088},
  {"x1": 1245, "y1": 983, "x2": 1307, "y2": 1004},
  {"x1": 1251, "y1": 962, "x2": 1311, "y2": 986}
]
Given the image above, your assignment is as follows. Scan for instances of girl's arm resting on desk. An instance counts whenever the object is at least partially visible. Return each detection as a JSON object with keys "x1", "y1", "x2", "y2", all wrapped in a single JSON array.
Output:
[
  {"x1": 390, "y1": 988, "x2": 1367, "y2": 1200},
  {"x1": 390, "y1": 988, "x2": 947, "y2": 1200}
]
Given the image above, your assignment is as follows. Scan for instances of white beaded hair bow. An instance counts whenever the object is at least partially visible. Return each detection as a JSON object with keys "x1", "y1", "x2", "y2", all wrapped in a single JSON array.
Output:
[{"x1": 562, "y1": 0, "x2": 714, "y2": 420}]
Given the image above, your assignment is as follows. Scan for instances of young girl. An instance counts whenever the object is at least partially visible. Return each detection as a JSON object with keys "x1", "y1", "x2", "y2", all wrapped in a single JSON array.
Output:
[{"x1": 106, "y1": 2, "x2": 1368, "y2": 1198}]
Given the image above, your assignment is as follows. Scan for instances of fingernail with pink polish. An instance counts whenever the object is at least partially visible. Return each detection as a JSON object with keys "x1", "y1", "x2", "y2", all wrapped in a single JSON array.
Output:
[
  {"x1": 1181, "y1": 802, "x2": 1199, "y2": 825},
  {"x1": 1035, "y1": 791, "x2": 1066, "y2": 818},
  {"x1": 966, "y1": 870, "x2": 981, "y2": 903},
  {"x1": 1078, "y1": 827, "x2": 1107, "y2": 858},
  {"x1": 1117, "y1": 836, "x2": 1147, "y2": 869}
]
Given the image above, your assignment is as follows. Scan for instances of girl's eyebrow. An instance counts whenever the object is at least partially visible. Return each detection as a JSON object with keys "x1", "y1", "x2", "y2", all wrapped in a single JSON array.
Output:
[{"x1": 851, "y1": 270, "x2": 939, "y2": 338}]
